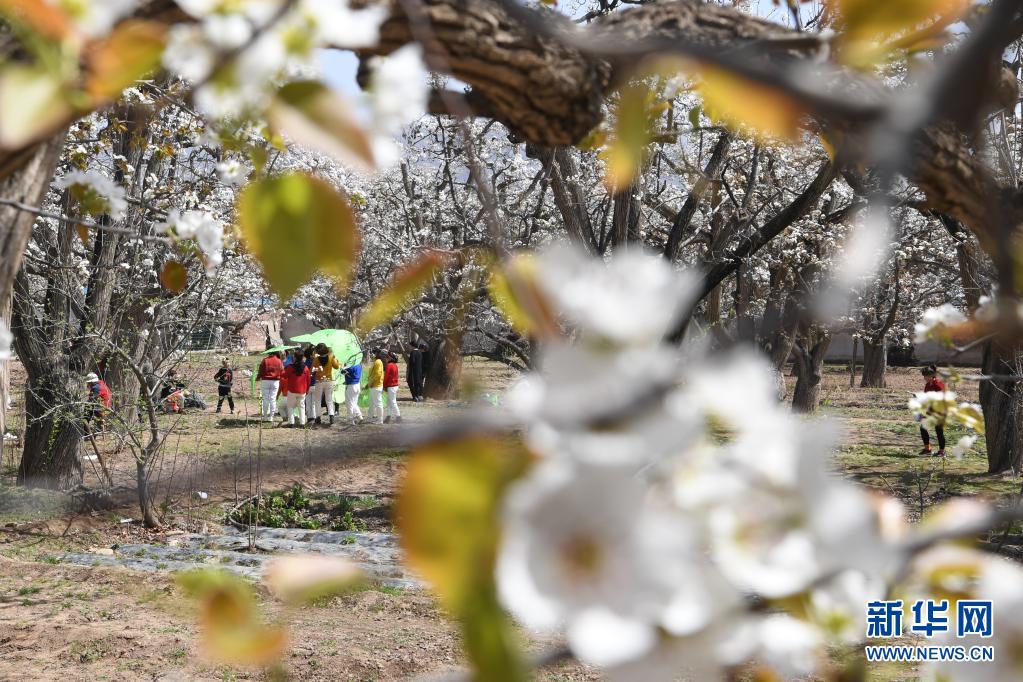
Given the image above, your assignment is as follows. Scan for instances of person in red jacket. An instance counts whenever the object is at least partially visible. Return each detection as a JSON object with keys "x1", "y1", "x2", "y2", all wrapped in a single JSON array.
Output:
[
  {"x1": 383, "y1": 351, "x2": 402, "y2": 424},
  {"x1": 282, "y1": 356, "x2": 311, "y2": 427},
  {"x1": 257, "y1": 351, "x2": 284, "y2": 422},
  {"x1": 919, "y1": 364, "x2": 947, "y2": 457},
  {"x1": 85, "y1": 372, "x2": 112, "y2": 430}
]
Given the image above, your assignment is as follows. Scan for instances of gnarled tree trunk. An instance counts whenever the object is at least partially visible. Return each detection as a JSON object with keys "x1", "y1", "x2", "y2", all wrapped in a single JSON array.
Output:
[
  {"x1": 980, "y1": 341, "x2": 1023, "y2": 474},
  {"x1": 860, "y1": 339, "x2": 887, "y2": 388},
  {"x1": 17, "y1": 371, "x2": 83, "y2": 488},
  {"x1": 792, "y1": 332, "x2": 831, "y2": 413}
]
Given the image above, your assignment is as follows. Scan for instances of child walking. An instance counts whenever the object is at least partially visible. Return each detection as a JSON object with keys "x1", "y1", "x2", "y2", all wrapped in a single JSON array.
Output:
[
  {"x1": 384, "y1": 351, "x2": 402, "y2": 424},
  {"x1": 919, "y1": 365, "x2": 947, "y2": 457},
  {"x1": 214, "y1": 357, "x2": 235, "y2": 413}
]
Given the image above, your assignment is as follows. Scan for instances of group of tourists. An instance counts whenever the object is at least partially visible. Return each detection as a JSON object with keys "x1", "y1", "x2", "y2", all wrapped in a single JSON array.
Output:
[
  {"x1": 83, "y1": 335, "x2": 432, "y2": 430},
  {"x1": 255, "y1": 344, "x2": 412, "y2": 427}
]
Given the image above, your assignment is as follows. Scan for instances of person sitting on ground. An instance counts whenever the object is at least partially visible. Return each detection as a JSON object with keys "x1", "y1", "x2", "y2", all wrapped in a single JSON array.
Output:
[
  {"x1": 160, "y1": 369, "x2": 188, "y2": 414},
  {"x1": 342, "y1": 354, "x2": 364, "y2": 424},
  {"x1": 282, "y1": 353, "x2": 311, "y2": 427},
  {"x1": 383, "y1": 351, "x2": 402, "y2": 424},
  {"x1": 367, "y1": 349, "x2": 385, "y2": 424},
  {"x1": 312, "y1": 343, "x2": 341, "y2": 425},
  {"x1": 85, "y1": 373, "x2": 112, "y2": 431},
  {"x1": 919, "y1": 364, "x2": 947, "y2": 457},
  {"x1": 214, "y1": 357, "x2": 235, "y2": 414}
]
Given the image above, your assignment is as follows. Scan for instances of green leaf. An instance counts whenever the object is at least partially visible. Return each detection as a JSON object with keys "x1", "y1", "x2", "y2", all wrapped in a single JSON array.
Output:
[
  {"x1": 688, "y1": 104, "x2": 702, "y2": 130},
  {"x1": 0, "y1": 64, "x2": 71, "y2": 149},
  {"x1": 159, "y1": 260, "x2": 187, "y2": 293},
  {"x1": 354, "y1": 250, "x2": 451, "y2": 335},
  {"x1": 398, "y1": 437, "x2": 532, "y2": 681},
  {"x1": 86, "y1": 20, "x2": 166, "y2": 101},
  {"x1": 269, "y1": 81, "x2": 375, "y2": 171},
  {"x1": 237, "y1": 172, "x2": 360, "y2": 300}
]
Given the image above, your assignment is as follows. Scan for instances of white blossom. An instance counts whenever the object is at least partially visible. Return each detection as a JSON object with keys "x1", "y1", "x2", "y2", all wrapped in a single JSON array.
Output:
[
  {"x1": 216, "y1": 159, "x2": 249, "y2": 187},
  {"x1": 58, "y1": 0, "x2": 138, "y2": 38},
  {"x1": 369, "y1": 44, "x2": 429, "y2": 167},
  {"x1": 914, "y1": 303, "x2": 967, "y2": 344},
  {"x1": 54, "y1": 170, "x2": 127, "y2": 220}
]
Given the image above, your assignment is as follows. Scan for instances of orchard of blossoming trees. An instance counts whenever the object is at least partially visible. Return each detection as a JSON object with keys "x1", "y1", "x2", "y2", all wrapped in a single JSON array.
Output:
[{"x1": 1, "y1": 0, "x2": 1023, "y2": 679}]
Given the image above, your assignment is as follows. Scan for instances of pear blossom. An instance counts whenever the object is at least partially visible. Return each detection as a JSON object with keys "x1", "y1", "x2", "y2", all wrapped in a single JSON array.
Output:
[
  {"x1": 534, "y1": 244, "x2": 697, "y2": 346},
  {"x1": 496, "y1": 458, "x2": 724, "y2": 667},
  {"x1": 914, "y1": 303, "x2": 967, "y2": 344},
  {"x1": 57, "y1": 0, "x2": 138, "y2": 38},
  {"x1": 216, "y1": 159, "x2": 249, "y2": 187},
  {"x1": 951, "y1": 434, "x2": 979, "y2": 459},
  {"x1": 157, "y1": 209, "x2": 225, "y2": 272},
  {"x1": 368, "y1": 45, "x2": 429, "y2": 167},
  {"x1": 54, "y1": 170, "x2": 127, "y2": 220}
]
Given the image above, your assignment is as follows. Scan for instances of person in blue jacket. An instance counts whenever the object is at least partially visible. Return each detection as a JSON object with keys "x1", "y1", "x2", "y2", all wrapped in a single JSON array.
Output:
[{"x1": 343, "y1": 360, "x2": 363, "y2": 424}]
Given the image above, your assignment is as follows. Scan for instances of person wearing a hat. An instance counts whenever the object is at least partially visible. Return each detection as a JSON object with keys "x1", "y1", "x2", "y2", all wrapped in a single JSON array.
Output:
[{"x1": 85, "y1": 373, "x2": 112, "y2": 430}]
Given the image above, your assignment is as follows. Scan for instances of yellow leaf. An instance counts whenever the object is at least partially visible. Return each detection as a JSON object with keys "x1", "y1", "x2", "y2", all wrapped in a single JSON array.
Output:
[
  {"x1": 488, "y1": 253, "x2": 559, "y2": 339},
  {"x1": 86, "y1": 20, "x2": 166, "y2": 101},
  {"x1": 0, "y1": 0, "x2": 73, "y2": 41},
  {"x1": 178, "y1": 570, "x2": 288, "y2": 667},
  {"x1": 269, "y1": 81, "x2": 375, "y2": 172},
  {"x1": 600, "y1": 82, "x2": 663, "y2": 194},
  {"x1": 354, "y1": 250, "x2": 451, "y2": 335},
  {"x1": 819, "y1": 132, "x2": 836, "y2": 160},
  {"x1": 263, "y1": 555, "x2": 363, "y2": 604},
  {"x1": 696, "y1": 64, "x2": 803, "y2": 142},
  {"x1": 397, "y1": 436, "x2": 531, "y2": 681},
  {"x1": 0, "y1": 64, "x2": 72, "y2": 149},
  {"x1": 237, "y1": 172, "x2": 361, "y2": 300},
  {"x1": 159, "y1": 260, "x2": 188, "y2": 293},
  {"x1": 827, "y1": 0, "x2": 969, "y2": 65},
  {"x1": 75, "y1": 224, "x2": 90, "y2": 247}
]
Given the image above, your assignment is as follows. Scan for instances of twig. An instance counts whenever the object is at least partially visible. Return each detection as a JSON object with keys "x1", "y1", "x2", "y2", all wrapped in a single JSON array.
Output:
[{"x1": 0, "y1": 198, "x2": 171, "y2": 244}]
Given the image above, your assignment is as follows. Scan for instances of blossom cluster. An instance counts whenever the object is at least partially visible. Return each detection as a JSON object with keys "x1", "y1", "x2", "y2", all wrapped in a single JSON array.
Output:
[
  {"x1": 914, "y1": 303, "x2": 967, "y2": 345},
  {"x1": 492, "y1": 246, "x2": 1010, "y2": 680}
]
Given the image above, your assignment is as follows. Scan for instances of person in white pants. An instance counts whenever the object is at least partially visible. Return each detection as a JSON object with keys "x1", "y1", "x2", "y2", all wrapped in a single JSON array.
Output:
[
  {"x1": 261, "y1": 380, "x2": 280, "y2": 421},
  {"x1": 367, "y1": 350, "x2": 385, "y2": 424},
  {"x1": 256, "y1": 351, "x2": 284, "y2": 422},
  {"x1": 286, "y1": 391, "x2": 307, "y2": 426},
  {"x1": 368, "y1": 387, "x2": 383, "y2": 423},
  {"x1": 311, "y1": 344, "x2": 340, "y2": 425},
  {"x1": 344, "y1": 382, "x2": 362, "y2": 422},
  {"x1": 385, "y1": 385, "x2": 401, "y2": 422}
]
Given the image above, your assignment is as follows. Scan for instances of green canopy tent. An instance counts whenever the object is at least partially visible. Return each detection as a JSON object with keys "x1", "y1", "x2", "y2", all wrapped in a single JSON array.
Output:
[{"x1": 288, "y1": 329, "x2": 364, "y2": 408}]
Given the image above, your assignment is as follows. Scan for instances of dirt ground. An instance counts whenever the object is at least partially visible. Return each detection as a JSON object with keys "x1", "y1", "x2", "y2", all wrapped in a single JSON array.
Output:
[{"x1": 0, "y1": 358, "x2": 1009, "y2": 681}]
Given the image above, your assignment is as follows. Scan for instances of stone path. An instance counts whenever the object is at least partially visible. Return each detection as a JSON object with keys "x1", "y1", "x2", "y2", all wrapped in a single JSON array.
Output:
[{"x1": 60, "y1": 526, "x2": 422, "y2": 589}]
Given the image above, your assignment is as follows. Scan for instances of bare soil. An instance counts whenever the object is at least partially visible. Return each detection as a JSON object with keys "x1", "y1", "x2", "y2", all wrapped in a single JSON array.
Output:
[{"x1": 0, "y1": 359, "x2": 1003, "y2": 680}]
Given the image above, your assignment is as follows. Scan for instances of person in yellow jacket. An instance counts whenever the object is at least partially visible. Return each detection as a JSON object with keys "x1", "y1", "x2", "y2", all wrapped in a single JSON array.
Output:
[
  {"x1": 367, "y1": 349, "x2": 385, "y2": 424},
  {"x1": 311, "y1": 343, "x2": 341, "y2": 425}
]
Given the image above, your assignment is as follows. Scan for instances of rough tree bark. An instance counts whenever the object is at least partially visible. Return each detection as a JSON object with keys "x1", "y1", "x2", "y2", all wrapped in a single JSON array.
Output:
[
  {"x1": 859, "y1": 340, "x2": 887, "y2": 388},
  {"x1": 792, "y1": 331, "x2": 832, "y2": 413},
  {"x1": 980, "y1": 340, "x2": 1023, "y2": 474}
]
